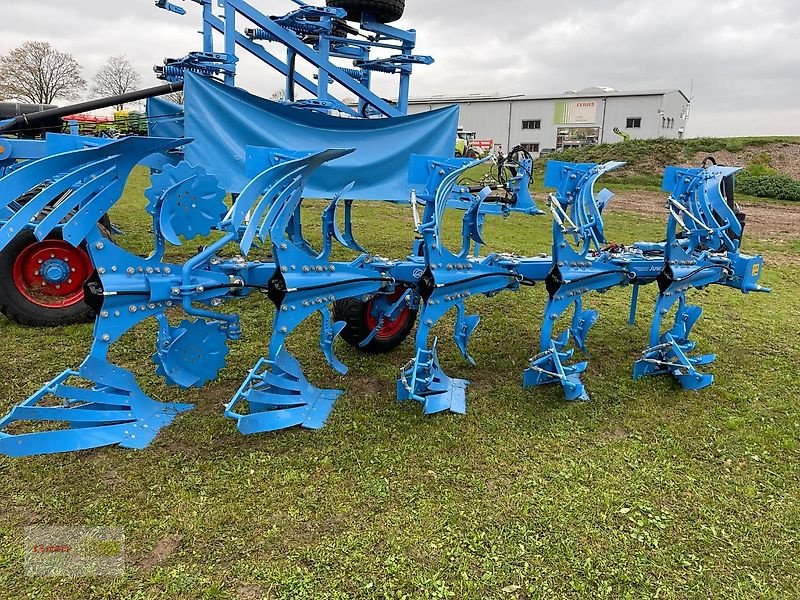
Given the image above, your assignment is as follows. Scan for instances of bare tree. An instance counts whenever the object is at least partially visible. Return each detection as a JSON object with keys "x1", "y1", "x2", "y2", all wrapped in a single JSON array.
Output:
[
  {"x1": 271, "y1": 88, "x2": 287, "y2": 101},
  {"x1": 0, "y1": 41, "x2": 86, "y2": 104},
  {"x1": 92, "y1": 55, "x2": 142, "y2": 109}
]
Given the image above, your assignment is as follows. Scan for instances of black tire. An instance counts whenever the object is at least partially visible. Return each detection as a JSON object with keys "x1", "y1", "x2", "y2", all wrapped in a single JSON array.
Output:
[
  {"x1": 0, "y1": 229, "x2": 97, "y2": 327},
  {"x1": 333, "y1": 294, "x2": 417, "y2": 353},
  {"x1": 0, "y1": 186, "x2": 114, "y2": 327},
  {"x1": 326, "y1": 0, "x2": 405, "y2": 23}
]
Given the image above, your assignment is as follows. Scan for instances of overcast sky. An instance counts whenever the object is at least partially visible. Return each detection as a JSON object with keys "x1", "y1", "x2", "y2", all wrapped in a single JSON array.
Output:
[{"x1": 2, "y1": 0, "x2": 798, "y2": 136}]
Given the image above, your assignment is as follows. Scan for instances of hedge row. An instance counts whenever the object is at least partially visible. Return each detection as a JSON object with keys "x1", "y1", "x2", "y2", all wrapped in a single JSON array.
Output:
[{"x1": 737, "y1": 173, "x2": 800, "y2": 202}]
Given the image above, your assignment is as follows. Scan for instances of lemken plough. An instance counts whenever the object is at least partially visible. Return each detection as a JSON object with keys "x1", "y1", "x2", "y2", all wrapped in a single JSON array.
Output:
[
  {"x1": 0, "y1": 135, "x2": 768, "y2": 455},
  {"x1": 0, "y1": 0, "x2": 769, "y2": 456}
]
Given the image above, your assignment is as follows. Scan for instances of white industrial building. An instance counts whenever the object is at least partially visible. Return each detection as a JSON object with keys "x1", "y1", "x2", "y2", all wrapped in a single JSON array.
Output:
[{"x1": 407, "y1": 87, "x2": 690, "y2": 155}]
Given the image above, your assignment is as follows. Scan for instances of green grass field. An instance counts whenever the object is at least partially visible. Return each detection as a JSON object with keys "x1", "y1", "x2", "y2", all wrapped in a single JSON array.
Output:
[{"x1": 1, "y1": 168, "x2": 799, "y2": 599}]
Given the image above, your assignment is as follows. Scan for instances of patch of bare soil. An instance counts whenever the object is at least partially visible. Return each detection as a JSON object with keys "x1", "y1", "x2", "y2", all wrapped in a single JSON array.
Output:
[
  {"x1": 690, "y1": 143, "x2": 800, "y2": 180},
  {"x1": 346, "y1": 375, "x2": 386, "y2": 396},
  {"x1": 608, "y1": 189, "x2": 800, "y2": 240},
  {"x1": 140, "y1": 533, "x2": 183, "y2": 571},
  {"x1": 603, "y1": 427, "x2": 630, "y2": 441},
  {"x1": 237, "y1": 583, "x2": 271, "y2": 600}
]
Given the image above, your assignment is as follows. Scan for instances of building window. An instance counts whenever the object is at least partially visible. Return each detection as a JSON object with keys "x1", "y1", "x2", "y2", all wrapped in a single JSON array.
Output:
[
  {"x1": 521, "y1": 143, "x2": 540, "y2": 153},
  {"x1": 522, "y1": 119, "x2": 541, "y2": 130},
  {"x1": 626, "y1": 117, "x2": 642, "y2": 129}
]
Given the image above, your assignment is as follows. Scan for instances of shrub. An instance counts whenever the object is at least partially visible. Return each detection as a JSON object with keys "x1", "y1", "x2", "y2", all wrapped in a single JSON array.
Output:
[
  {"x1": 736, "y1": 172, "x2": 800, "y2": 202},
  {"x1": 531, "y1": 137, "x2": 800, "y2": 200},
  {"x1": 744, "y1": 153, "x2": 777, "y2": 177}
]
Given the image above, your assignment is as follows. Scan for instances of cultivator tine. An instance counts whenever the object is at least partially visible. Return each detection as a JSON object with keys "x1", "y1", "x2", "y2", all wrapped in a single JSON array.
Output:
[{"x1": 0, "y1": 357, "x2": 192, "y2": 457}]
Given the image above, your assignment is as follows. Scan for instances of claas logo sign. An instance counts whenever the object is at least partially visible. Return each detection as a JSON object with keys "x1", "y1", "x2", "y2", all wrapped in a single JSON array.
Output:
[{"x1": 554, "y1": 100, "x2": 597, "y2": 125}]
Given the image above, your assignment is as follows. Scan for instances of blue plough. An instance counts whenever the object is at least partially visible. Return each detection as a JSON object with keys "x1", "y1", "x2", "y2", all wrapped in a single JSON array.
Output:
[{"x1": 0, "y1": 133, "x2": 769, "y2": 455}]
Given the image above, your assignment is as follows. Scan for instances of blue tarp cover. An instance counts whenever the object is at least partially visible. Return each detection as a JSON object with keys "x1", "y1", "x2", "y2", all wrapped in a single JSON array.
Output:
[
  {"x1": 146, "y1": 96, "x2": 185, "y2": 139},
  {"x1": 145, "y1": 96, "x2": 183, "y2": 138},
  {"x1": 182, "y1": 73, "x2": 459, "y2": 201}
]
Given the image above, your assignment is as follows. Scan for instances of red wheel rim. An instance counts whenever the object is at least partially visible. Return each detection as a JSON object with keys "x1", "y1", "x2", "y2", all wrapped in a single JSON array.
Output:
[
  {"x1": 366, "y1": 288, "x2": 412, "y2": 340},
  {"x1": 12, "y1": 239, "x2": 93, "y2": 308}
]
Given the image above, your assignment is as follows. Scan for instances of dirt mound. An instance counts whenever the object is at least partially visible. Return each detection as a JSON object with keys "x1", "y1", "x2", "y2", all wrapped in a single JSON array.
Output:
[
  {"x1": 535, "y1": 138, "x2": 800, "y2": 184},
  {"x1": 608, "y1": 188, "x2": 800, "y2": 241},
  {"x1": 689, "y1": 142, "x2": 800, "y2": 180}
]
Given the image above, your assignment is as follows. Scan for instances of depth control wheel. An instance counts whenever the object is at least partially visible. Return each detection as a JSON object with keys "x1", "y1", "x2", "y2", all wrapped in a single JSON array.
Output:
[
  {"x1": 333, "y1": 287, "x2": 417, "y2": 353},
  {"x1": 0, "y1": 230, "x2": 95, "y2": 326}
]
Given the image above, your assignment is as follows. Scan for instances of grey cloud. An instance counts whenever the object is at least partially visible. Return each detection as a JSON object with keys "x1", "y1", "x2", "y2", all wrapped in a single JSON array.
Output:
[{"x1": 1, "y1": 0, "x2": 797, "y2": 136}]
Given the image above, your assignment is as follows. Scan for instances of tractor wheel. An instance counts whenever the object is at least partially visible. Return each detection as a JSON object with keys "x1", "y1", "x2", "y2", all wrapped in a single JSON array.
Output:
[
  {"x1": 0, "y1": 186, "x2": 113, "y2": 327},
  {"x1": 333, "y1": 287, "x2": 417, "y2": 353},
  {"x1": 326, "y1": 0, "x2": 406, "y2": 24},
  {"x1": 0, "y1": 229, "x2": 97, "y2": 327}
]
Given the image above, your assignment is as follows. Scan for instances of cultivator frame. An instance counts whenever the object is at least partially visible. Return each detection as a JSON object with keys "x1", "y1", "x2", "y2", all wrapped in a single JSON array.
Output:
[
  {"x1": 0, "y1": 1, "x2": 770, "y2": 456},
  {"x1": 153, "y1": 0, "x2": 431, "y2": 116}
]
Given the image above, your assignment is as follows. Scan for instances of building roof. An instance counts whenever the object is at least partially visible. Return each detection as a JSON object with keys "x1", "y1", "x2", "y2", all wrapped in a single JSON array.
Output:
[{"x1": 409, "y1": 88, "x2": 690, "y2": 104}]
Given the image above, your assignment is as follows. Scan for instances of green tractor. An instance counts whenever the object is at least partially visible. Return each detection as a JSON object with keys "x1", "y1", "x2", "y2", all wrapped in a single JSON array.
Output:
[{"x1": 455, "y1": 127, "x2": 480, "y2": 158}]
